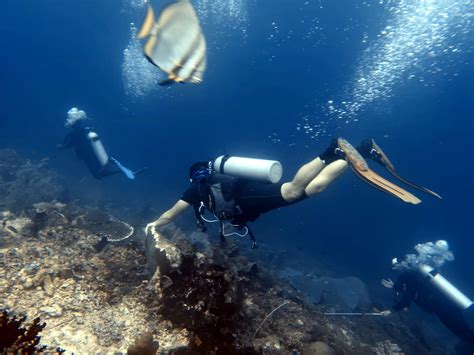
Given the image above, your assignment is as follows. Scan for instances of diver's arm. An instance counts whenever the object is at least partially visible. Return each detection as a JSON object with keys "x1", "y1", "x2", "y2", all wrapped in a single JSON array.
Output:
[
  {"x1": 392, "y1": 292, "x2": 412, "y2": 312},
  {"x1": 145, "y1": 200, "x2": 191, "y2": 235},
  {"x1": 58, "y1": 132, "x2": 74, "y2": 149}
]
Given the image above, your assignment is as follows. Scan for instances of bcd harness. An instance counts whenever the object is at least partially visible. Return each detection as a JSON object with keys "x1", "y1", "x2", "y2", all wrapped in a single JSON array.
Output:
[{"x1": 193, "y1": 173, "x2": 257, "y2": 248}]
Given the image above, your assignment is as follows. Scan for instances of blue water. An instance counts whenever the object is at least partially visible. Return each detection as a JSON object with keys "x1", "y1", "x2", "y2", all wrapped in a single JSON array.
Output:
[{"x1": 1, "y1": 0, "x2": 473, "y2": 319}]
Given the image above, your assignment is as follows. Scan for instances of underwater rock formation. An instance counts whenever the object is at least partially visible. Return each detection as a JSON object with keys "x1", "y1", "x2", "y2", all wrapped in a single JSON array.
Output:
[
  {"x1": 0, "y1": 199, "x2": 439, "y2": 353},
  {"x1": 0, "y1": 149, "x2": 64, "y2": 212},
  {"x1": 145, "y1": 227, "x2": 432, "y2": 354},
  {"x1": 0, "y1": 152, "x2": 444, "y2": 354},
  {"x1": 279, "y1": 268, "x2": 372, "y2": 312}
]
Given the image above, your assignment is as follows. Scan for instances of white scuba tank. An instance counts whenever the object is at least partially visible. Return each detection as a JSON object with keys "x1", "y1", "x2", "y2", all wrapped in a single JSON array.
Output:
[
  {"x1": 418, "y1": 264, "x2": 473, "y2": 311},
  {"x1": 86, "y1": 131, "x2": 109, "y2": 167},
  {"x1": 213, "y1": 156, "x2": 283, "y2": 183}
]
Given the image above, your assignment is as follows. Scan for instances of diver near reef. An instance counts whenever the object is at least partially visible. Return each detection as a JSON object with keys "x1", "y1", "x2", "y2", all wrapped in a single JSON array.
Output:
[
  {"x1": 145, "y1": 137, "x2": 441, "y2": 248},
  {"x1": 58, "y1": 107, "x2": 141, "y2": 180},
  {"x1": 382, "y1": 265, "x2": 474, "y2": 346}
]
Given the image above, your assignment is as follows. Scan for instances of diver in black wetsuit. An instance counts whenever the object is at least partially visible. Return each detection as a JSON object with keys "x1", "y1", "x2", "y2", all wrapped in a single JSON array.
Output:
[
  {"x1": 144, "y1": 136, "x2": 441, "y2": 248},
  {"x1": 144, "y1": 142, "x2": 351, "y2": 248},
  {"x1": 387, "y1": 268, "x2": 474, "y2": 348},
  {"x1": 59, "y1": 108, "x2": 139, "y2": 180},
  {"x1": 145, "y1": 137, "x2": 441, "y2": 249}
]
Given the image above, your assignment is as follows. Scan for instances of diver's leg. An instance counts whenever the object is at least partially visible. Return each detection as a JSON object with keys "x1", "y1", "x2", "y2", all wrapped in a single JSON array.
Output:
[
  {"x1": 304, "y1": 160, "x2": 348, "y2": 196},
  {"x1": 281, "y1": 156, "x2": 326, "y2": 198},
  {"x1": 281, "y1": 139, "x2": 344, "y2": 202},
  {"x1": 98, "y1": 161, "x2": 122, "y2": 178}
]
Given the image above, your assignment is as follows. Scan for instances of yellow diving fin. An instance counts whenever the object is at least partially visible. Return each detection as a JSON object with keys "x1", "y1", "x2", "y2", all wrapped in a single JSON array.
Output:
[
  {"x1": 337, "y1": 138, "x2": 422, "y2": 205},
  {"x1": 369, "y1": 140, "x2": 442, "y2": 200}
]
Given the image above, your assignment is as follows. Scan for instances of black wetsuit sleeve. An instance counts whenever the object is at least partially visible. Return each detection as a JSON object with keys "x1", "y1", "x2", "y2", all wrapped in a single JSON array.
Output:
[
  {"x1": 392, "y1": 272, "x2": 418, "y2": 312},
  {"x1": 393, "y1": 293, "x2": 412, "y2": 312},
  {"x1": 59, "y1": 132, "x2": 75, "y2": 149},
  {"x1": 181, "y1": 187, "x2": 200, "y2": 205}
]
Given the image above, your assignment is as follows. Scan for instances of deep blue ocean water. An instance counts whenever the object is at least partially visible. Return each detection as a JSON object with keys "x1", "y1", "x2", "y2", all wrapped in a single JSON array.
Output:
[{"x1": 1, "y1": 0, "x2": 473, "y2": 315}]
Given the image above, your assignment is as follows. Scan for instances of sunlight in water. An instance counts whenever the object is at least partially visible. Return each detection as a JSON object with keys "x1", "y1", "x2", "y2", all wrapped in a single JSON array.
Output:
[
  {"x1": 195, "y1": 0, "x2": 249, "y2": 50},
  {"x1": 336, "y1": 0, "x2": 473, "y2": 117},
  {"x1": 294, "y1": 0, "x2": 473, "y2": 143},
  {"x1": 121, "y1": 24, "x2": 163, "y2": 101},
  {"x1": 333, "y1": 0, "x2": 473, "y2": 120}
]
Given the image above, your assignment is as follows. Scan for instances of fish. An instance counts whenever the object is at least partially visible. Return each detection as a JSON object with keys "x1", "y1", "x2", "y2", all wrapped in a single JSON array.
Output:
[
  {"x1": 137, "y1": 0, "x2": 207, "y2": 85},
  {"x1": 6, "y1": 226, "x2": 18, "y2": 234}
]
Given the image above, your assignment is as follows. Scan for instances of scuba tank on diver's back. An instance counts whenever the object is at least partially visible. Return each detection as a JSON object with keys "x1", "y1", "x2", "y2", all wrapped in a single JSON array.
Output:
[
  {"x1": 86, "y1": 131, "x2": 109, "y2": 167},
  {"x1": 418, "y1": 264, "x2": 474, "y2": 331},
  {"x1": 212, "y1": 155, "x2": 283, "y2": 183},
  {"x1": 418, "y1": 264, "x2": 473, "y2": 311}
]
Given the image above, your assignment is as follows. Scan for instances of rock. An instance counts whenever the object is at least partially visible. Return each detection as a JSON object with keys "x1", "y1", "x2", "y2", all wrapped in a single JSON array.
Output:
[
  {"x1": 5, "y1": 217, "x2": 34, "y2": 236},
  {"x1": 24, "y1": 278, "x2": 34, "y2": 289},
  {"x1": 279, "y1": 269, "x2": 372, "y2": 312},
  {"x1": 0, "y1": 275, "x2": 9, "y2": 293},
  {"x1": 0, "y1": 149, "x2": 65, "y2": 212},
  {"x1": 373, "y1": 340, "x2": 403, "y2": 355},
  {"x1": 43, "y1": 274, "x2": 55, "y2": 297},
  {"x1": 127, "y1": 333, "x2": 159, "y2": 355},
  {"x1": 40, "y1": 305, "x2": 63, "y2": 317},
  {"x1": 302, "y1": 341, "x2": 336, "y2": 355},
  {"x1": 24, "y1": 262, "x2": 41, "y2": 275},
  {"x1": 33, "y1": 269, "x2": 47, "y2": 287}
]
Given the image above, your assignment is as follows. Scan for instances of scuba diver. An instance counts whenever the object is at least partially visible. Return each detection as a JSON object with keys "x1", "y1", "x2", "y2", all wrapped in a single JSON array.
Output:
[
  {"x1": 58, "y1": 107, "x2": 141, "y2": 180},
  {"x1": 145, "y1": 137, "x2": 440, "y2": 248},
  {"x1": 382, "y1": 265, "x2": 474, "y2": 346}
]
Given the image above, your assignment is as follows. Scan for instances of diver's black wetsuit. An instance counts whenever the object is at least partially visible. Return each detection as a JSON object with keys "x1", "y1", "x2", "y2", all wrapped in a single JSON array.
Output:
[
  {"x1": 393, "y1": 271, "x2": 474, "y2": 344},
  {"x1": 181, "y1": 179, "x2": 306, "y2": 224},
  {"x1": 59, "y1": 124, "x2": 120, "y2": 179}
]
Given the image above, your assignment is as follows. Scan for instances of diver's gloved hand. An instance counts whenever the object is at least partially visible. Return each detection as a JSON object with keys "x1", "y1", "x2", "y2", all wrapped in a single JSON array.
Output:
[{"x1": 381, "y1": 278, "x2": 394, "y2": 289}]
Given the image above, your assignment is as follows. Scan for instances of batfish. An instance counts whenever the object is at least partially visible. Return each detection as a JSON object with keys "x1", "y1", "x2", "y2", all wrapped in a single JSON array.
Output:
[{"x1": 137, "y1": 0, "x2": 207, "y2": 85}]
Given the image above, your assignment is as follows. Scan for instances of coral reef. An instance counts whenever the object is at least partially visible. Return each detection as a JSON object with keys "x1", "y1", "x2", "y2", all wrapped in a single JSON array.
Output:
[
  {"x1": 0, "y1": 149, "x2": 453, "y2": 354},
  {"x1": 0, "y1": 149, "x2": 64, "y2": 212},
  {"x1": 0, "y1": 309, "x2": 48, "y2": 353},
  {"x1": 0, "y1": 200, "x2": 446, "y2": 353},
  {"x1": 145, "y1": 226, "x2": 432, "y2": 354}
]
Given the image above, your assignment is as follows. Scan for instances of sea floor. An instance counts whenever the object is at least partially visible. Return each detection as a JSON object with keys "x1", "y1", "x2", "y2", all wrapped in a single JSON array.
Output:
[{"x1": 0, "y1": 149, "x2": 457, "y2": 354}]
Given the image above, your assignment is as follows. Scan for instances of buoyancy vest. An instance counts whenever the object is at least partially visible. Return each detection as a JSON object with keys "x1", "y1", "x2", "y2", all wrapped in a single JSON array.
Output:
[
  {"x1": 195, "y1": 173, "x2": 242, "y2": 221},
  {"x1": 193, "y1": 173, "x2": 258, "y2": 248}
]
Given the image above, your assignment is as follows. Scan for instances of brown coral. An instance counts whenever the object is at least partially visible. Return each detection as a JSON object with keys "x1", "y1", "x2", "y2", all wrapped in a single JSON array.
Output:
[{"x1": 0, "y1": 309, "x2": 47, "y2": 353}]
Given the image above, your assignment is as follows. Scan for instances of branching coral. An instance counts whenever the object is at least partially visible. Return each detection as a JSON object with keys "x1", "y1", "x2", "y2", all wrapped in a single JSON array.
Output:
[
  {"x1": 0, "y1": 309, "x2": 65, "y2": 353},
  {"x1": 0, "y1": 309, "x2": 46, "y2": 352}
]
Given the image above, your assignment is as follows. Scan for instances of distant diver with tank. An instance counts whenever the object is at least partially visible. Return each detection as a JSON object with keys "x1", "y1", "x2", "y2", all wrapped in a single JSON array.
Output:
[
  {"x1": 145, "y1": 138, "x2": 440, "y2": 248},
  {"x1": 58, "y1": 107, "x2": 141, "y2": 180},
  {"x1": 382, "y1": 241, "x2": 474, "y2": 348}
]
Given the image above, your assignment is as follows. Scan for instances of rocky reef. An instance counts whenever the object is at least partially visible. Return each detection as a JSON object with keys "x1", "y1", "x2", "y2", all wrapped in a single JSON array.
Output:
[
  {"x1": 2, "y1": 203, "x2": 428, "y2": 354},
  {"x1": 0, "y1": 149, "x2": 451, "y2": 353},
  {"x1": 144, "y1": 225, "x2": 434, "y2": 354},
  {"x1": 0, "y1": 149, "x2": 64, "y2": 213}
]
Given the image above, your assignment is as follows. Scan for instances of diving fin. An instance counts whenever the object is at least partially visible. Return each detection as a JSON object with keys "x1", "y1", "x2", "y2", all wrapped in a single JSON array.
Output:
[
  {"x1": 110, "y1": 157, "x2": 136, "y2": 180},
  {"x1": 337, "y1": 138, "x2": 421, "y2": 205},
  {"x1": 366, "y1": 139, "x2": 442, "y2": 200},
  {"x1": 384, "y1": 166, "x2": 441, "y2": 199}
]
